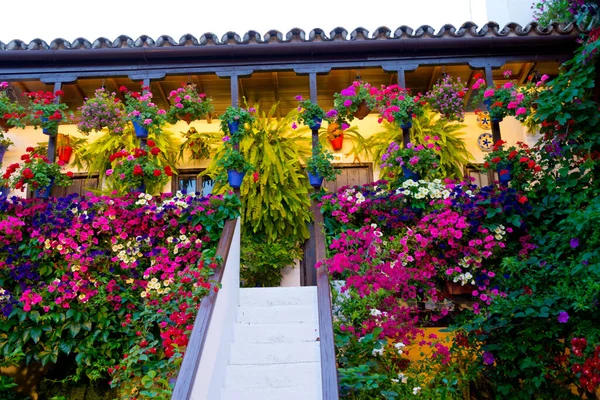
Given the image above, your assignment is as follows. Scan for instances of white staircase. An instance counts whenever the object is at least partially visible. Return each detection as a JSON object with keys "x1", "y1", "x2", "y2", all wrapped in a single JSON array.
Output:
[{"x1": 222, "y1": 286, "x2": 322, "y2": 400}]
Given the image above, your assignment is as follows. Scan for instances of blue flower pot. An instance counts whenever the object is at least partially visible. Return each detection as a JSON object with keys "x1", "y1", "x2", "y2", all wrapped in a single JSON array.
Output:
[
  {"x1": 402, "y1": 165, "x2": 420, "y2": 181},
  {"x1": 227, "y1": 121, "x2": 240, "y2": 134},
  {"x1": 40, "y1": 117, "x2": 56, "y2": 136},
  {"x1": 497, "y1": 163, "x2": 511, "y2": 184},
  {"x1": 132, "y1": 119, "x2": 149, "y2": 138},
  {"x1": 134, "y1": 183, "x2": 146, "y2": 193},
  {"x1": 0, "y1": 145, "x2": 6, "y2": 164},
  {"x1": 308, "y1": 172, "x2": 324, "y2": 188},
  {"x1": 228, "y1": 170, "x2": 245, "y2": 189},
  {"x1": 308, "y1": 118, "x2": 322, "y2": 130},
  {"x1": 0, "y1": 187, "x2": 9, "y2": 198},
  {"x1": 401, "y1": 120, "x2": 412, "y2": 129},
  {"x1": 35, "y1": 178, "x2": 54, "y2": 199}
]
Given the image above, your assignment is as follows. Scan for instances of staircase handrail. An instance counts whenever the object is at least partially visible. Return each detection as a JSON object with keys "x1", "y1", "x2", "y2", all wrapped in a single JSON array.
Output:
[
  {"x1": 311, "y1": 202, "x2": 340, "y2": 399},
  {"x1": 171, "y1": 218, "x2": 238, "y2": 400}
]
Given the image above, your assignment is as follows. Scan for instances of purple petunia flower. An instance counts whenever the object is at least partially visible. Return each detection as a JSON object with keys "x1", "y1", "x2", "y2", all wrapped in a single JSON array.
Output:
[
  {"x1": 570, "y1": 238, "x2": 579, "y2": 249},
  {"x1": 557, "y1": 311, "x2": 569, "y2": 324},
  {"x1": 483, "y1": 352, "x2": 495, "y2": 365}
]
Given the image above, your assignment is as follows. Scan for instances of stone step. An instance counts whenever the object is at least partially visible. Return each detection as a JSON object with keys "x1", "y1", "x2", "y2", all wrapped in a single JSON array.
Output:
[
  {"x1": 222, "y1": 386, "x2": 321, "y2": 400},
  {"x1": 223, "y1": 362, "x2": 321, "y2": 390},
  {"x1": 233, "y1": 322, "x2": 319, "y2": 343},
  {"x1": 229, "y1": 341, "x2": 320, "y2": 365},
  {"x1": 236, "y1": 304, "x2": 318, "y2": 324},
  {"x1": 239, "y1": 286, "x2": 317, "y2": 307}
]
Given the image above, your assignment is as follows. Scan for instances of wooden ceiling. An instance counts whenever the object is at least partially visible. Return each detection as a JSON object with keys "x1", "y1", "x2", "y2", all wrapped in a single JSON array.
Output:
[{"x1": 7, "y1": 61, "x2": 562, "y2": 120}]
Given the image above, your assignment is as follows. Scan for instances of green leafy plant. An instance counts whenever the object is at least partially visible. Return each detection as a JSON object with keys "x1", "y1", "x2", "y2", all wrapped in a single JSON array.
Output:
[
  {"x1": 219, "y1": 106, "x2": 255, "y2": 138},
  {"x1": 166, "y1": 83, "x2": 214, "y2": 124},
  {"x1": 294, "y1": 95, "x2": 327, "y2": 128},
  {"x1": 0, "y1": 82, "x2": 25, "y2": 130},
  {"x1": 423, "y1": 74, "x2": 467, "y2": 122},
  {"x1": 379, "y1": 139, "x2": 440, "y2": 180},
  {"x1": 178, "y1": 127, "x2": 219, "y2": 161},
  {"x1": 369, "y1": 107, "x2": 473, "y2": 179},
  {"x1": 306, "y1": 142, "x2": 340, "y2": 182},
  {"x1": 240, "y1": 234, "x2": 302, "y2": 287},
  {"x1": 0, "y1": 132, "x2": 14, "y2": 148},
  {"x1": 215, "y1": 147, "x2": 252, "y2": 174}
]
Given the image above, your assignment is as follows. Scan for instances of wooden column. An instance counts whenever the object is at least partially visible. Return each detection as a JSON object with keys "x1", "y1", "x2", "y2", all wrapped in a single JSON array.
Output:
[{"x1": 48, "y1": 81, "x2": 62, "y2": 163}]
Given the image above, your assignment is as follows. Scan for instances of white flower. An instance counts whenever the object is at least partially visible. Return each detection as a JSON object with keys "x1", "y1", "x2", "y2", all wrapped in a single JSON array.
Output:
[
  {"x1": 391, "y1": 379, "x2": 399, "y2": 383},
  {"x1": 372, "y1": 347, "x2": 384, "y2": 356},
  {"x1": 413, "y1": 386, "x2": 421, "y2": 394},
  {"x1": 370, "y1": 308, "x2": 382, "y2": 317}
]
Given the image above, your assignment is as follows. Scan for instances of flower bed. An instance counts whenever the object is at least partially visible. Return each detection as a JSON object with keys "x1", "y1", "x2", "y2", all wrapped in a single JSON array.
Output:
[{"x1": 0, "y1": 191, "x2": 240, "y2": 398}]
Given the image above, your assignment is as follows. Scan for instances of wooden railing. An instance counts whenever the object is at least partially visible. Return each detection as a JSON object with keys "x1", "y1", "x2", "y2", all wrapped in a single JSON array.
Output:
[
  {"x1": 171, "y1": 218, "x2": 238, "y2": 400},
  {"x1": 311, "y1": 201, "x2": 340, "y2": 399}
]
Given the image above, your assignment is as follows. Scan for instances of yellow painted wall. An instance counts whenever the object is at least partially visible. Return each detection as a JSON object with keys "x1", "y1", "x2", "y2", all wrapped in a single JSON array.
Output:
[{"x1": 1, "y1": 112, "x2": 536, "y2": 197}]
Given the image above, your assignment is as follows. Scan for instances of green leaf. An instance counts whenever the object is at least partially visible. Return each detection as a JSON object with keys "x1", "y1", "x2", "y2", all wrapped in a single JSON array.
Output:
[{"x1": 30, "y1": 327, "x2": 42, "y2": 343}]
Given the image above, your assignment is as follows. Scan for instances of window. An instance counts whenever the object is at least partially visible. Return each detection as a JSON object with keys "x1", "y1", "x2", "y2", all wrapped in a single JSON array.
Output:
[
  {"x1": 464, "y1": 164, "x2": 494, "y2": 187},
  {"x1": 172, "y1": 169, "x2": 215, "y2": 196},
  {"x1": 323, "y1": 164, "x2": 374, "y2": 192},
  {"x1": 50, "y1": 174, "x2": 100, "y2": 197}
]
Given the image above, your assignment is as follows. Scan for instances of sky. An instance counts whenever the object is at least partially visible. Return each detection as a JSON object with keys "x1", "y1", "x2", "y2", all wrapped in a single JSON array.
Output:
[{"x1": 0, "y1": 0, "x2": 505, "y2": 43}]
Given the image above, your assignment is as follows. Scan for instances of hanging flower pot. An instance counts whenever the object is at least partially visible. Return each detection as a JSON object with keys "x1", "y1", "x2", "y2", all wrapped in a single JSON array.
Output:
[
  {"x1": 0, "y1": 186, "x2": 9, "y2": 198},
  {"x1": 352, "y1": 100, "x2": 371, "y2": 120},
  {"x1": 227, "y1": 169, "x2": 245, "y2": 189},
  {"x1": 134, "y1": 183, "x2": 146, "y2": 193},
  {"x1": 401, "y1": 120, "x2": 413, "y2": 129},
  {"x1": 308, "y1": 117, "x2": 322, "y2": 130},
  {"x1": 402, "y1": 165, "x2": 420, "y2": 181},
  {"x1": 497, "y1": 163, "x2": 511, "y2": 184},
  {"x1": 57, "y1": 146, "x2": 73, "y2": 163},
  {"x1": 0, "y1": 118, "x2": 10, "y2": 132},
  {"x1": 0, "y1": 145, "x2": 6, "y2": 164},
  {"x1": 329, "y1": 132, "x2": 344, "y2": 151},
  {"x1": 132, "y1": 119, "x2": 149, "y2": 138},
  {"x1": 40, "y1": 117, "x2": 58, "y2": 136},
  {"x1": 178, "y1": 113, "x2": 193, "y2": 124},
  {"x1": 35, "y1": 177, "x2": 55, "y2": 199},
  {"x1": 227, "y1": 121, "x2": 240, "y2": 135},
  {"x1": 307, "y1": 172, "x2": 324, "y2": 188}
]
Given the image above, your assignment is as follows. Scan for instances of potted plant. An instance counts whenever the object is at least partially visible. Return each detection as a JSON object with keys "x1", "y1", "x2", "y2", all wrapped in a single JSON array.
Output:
[
  {"x1": 106, "y1": 140, "x2": 173, "y2": 195},
  {"x1": 294, "y1": 95, "x2": 327, "y2": 129},
  {"x1": 219, "y1": 106, "x2": 255, "y2": 140},
  {"x1": 120, "y1": 86, "x2": 167, "y2": 138},
  {"x1": 423, "y1": 74, "x2": 467, "y2": 122},
  {"x1": 325, "y1": 120, "x2": 349, "y2": 151},
  {"x1": 166, "y1": 83, "x2": 214, "y2": 125},
  {"x1": 216, "y1": 146, "x2": 253, "y2": 189},
  {"x1": 3, "y1": 147, "x2": 72, "y2": 198},
  {"x1": 481, "y1": 140, "x2": 543, "y2": 186},
  {"x1": 470, "y1": 70, "x2": 548, "y2": 122},
  {"x1": 379, "y1": 139, "x2": 440, "y2": 182},
  {"x1": 0, "y1": 173, "x2": 10, "y2": 197},
  {"x1": 23, "y1": 89, "x2": 69, "y2": 136},
  {"x1": 306, "y1": 142, "x2": 340, "y2": 188},
  {"x1": 0, "y1": 82, "x2": 26, "y2": 132},
  {"x1": 178, "y1": 127, "x2": 218, "y2": 161},
  {"x1": 0, "y1": 133, "x2": 14, "y2": 164},
  {"x1": 77, "y1": 87, "x2": 126, "y2": 134},
  {"x1": 56, "y1": 134, "x2": 73, "y2": 163},
  {"x1": 333, "y1": 80, "x2": 379, "y2": 122},
  {"x1": 377, "y1": 85, "x2": 425, "y2": 128}
]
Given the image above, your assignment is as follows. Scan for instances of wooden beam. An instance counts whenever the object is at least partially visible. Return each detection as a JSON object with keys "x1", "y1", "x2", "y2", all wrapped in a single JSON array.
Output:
[
  {"x1": 155, "y1": 81, "x2": 169, "y2": 109},
  {"x1": 518, "y1": 62, "x2": 536, "y2": 84},
  {"x1": 427, "y1": 66, "x2": 443, "y2": 92},
  {"x1": 271, "y1": 72, "x2": 281, "y2": 119},
  {"x1": 73, "y1": 82, "x2": 86, "y2": 102},
  {"x1": 238, "y1": 77, "x2": 246, "y2": 106},
  {"x1": 463, "y1": 70, "x2": 476, "y2": 108}
]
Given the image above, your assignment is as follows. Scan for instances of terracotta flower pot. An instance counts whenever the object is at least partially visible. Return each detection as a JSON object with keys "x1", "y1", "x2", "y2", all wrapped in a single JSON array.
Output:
[
  {"x1": 179, "y1": 113, "x2": 193, "y2": 124},
  {"x1": 0, "y1": 118, "x2": 10, "y2": 132},
  {"x1": 329, "y1": 132, "x2": 344, "y2": 151},
  {"x1": 57, "y1": 146, "x2": 73, "y2": 163},
  {"x1": 444, "y1": 281, "x2": 475, "y2": 295},
  {"x1": 352, "y1": 101, "x2": 371, "y2": 120}
]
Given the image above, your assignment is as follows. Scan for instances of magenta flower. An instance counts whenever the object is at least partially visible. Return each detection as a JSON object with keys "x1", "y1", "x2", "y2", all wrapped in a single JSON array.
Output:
[
  {"x1": 557, "y1": 311, "x2": 569, "y2": 324},
  {"x1": 343, "y1": 99, "x2": 352, "y2": 107},
  {"x1": 483, "y1": 352, "x2": 495, "y2": 365}
]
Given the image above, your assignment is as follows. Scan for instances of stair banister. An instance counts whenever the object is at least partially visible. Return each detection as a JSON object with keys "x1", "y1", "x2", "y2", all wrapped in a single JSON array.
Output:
[
  {"x1": 171, "y1": 218, "x2": 239, "y2": 400},
  {"x1": 311, "y1": 202, "x2": 340, "y2": 399}
]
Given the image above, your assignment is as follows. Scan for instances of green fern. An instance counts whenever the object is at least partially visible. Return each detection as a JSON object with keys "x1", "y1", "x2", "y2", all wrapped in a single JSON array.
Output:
[
  {"x1": 204, "y1": 104, "x2": 312, "y2": 244},
  {"x1": 368, "y1": 107, "x2": 474, "y2": 179}
]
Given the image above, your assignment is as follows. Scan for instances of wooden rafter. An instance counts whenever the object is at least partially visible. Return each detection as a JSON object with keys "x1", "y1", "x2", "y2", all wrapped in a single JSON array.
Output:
[
  {"x1": 427, "y1": 66, "x2": 443, "y2": 92},
  {"x1": 518, "y1": 62, "x2": 536, "y2": 84},
  {"x1": 155, "y1": 81, "x2": 169, "y2": 109}
]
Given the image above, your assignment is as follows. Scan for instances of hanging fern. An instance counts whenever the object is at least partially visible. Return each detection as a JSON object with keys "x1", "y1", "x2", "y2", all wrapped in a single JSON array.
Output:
[
  {"x1": 368, "y1": 107, "x2": 474, "y2": 179},
  {"x1": 204, "y1": 104, "x2": 313, "y2": 245}
]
